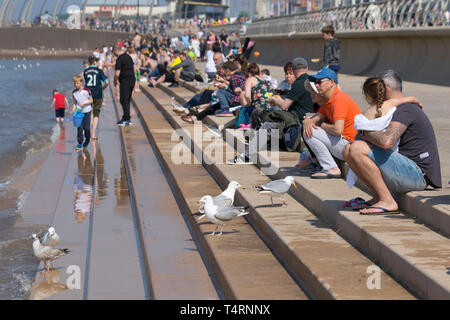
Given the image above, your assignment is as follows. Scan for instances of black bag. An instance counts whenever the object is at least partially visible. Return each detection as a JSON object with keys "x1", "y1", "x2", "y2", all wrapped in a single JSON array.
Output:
[{"x1": 194, "y1": 69, "x2": 204, "y2": 82}]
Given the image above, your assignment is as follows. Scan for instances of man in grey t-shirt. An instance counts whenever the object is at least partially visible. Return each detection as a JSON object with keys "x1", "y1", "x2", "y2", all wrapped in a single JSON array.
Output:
[{"x1": 343, "y1": 70, "x2": 441, "y2": 215}]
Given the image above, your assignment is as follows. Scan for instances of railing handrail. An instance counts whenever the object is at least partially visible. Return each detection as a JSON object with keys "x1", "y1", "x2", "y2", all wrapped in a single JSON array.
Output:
[{"x1": 205, "y1": 0, "x2": 449, "y2": 35}]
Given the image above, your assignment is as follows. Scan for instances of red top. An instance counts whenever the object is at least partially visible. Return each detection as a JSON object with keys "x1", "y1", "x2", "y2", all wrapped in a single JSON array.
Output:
[
  {"x1": 53, "y1": 93, "x2": 66, "y2": 109},
  {"x1": 318, "y1": 88, "x2": 361, "y2": 142}
]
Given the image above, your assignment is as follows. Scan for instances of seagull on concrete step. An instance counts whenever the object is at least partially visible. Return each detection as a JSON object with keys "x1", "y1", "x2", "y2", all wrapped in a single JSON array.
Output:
[
  {"x1": 41, "y1": 227, "x2": 60, "y2": 247},
  {"x1": 197, "y1": 181, "x2": 244, "y2": 220},
  {"x1": 198, "y1": 195, "x2": 249, "y2": 236},
  {"x1": 256, "y1": 176, "x2": 297, "y2": 206},
  {"x1": 32, "y1": 234, "x2": 70, "y2": 272}
]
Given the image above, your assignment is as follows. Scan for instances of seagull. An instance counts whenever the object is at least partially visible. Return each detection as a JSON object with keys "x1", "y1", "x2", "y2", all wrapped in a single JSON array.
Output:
[
  {"x1": 41, "y1": 227, "x2": 60, "y2": 247},
  {"x1": 197, "y1": 181, "x2": 244, "y2": 220},
  {"x1": 32, "y1": 234, "x2": 70, "y2": 272},
  {"x1": 198, "y1": 195, "x2": 249, "y2": 236},
  {"x1": 256, "y1": 176, "x2": 297, "y2": 206}
]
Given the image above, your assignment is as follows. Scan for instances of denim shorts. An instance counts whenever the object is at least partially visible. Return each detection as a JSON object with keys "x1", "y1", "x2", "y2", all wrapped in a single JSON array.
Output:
[{"x1": 368, "y1": 146, "x2": 426, "y2": 193}]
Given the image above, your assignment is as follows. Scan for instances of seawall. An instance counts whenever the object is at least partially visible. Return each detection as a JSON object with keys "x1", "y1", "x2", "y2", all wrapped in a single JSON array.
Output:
[{"x1": 239, "y1": 28, "x2": 450, "y2": 86}]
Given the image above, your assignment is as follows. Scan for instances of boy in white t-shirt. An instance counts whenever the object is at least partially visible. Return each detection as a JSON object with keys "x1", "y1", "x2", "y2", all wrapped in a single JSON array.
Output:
[{"x1": 71, "y1": 75, "x2": 93, "y2": 151}]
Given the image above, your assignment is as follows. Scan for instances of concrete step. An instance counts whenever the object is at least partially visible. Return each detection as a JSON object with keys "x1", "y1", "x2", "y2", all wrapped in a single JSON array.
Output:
[
  {"x1": 139, "y1": 84, "x2": 416, "y2": 300},
  {"x1": 21, "y1": 125, "x2": 74, "y2": 229},
  {"x1": 84, "y1": 90, "x2": 147, "y2": 300},
  {"x1": 131, "y1": 90, "x2": 309, "y2": 300},
  {"x1": 157, "y1": 83, "x2": 236, "y2": 130},
  {"x1": 110, "y1": 86, "x2": 218, "y2": 300}
]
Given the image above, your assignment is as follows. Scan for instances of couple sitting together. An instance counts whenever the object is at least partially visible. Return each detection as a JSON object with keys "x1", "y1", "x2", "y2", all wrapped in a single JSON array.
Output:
[{"x1": 301, "y1": 68, "x2": 441, "y2": 215}]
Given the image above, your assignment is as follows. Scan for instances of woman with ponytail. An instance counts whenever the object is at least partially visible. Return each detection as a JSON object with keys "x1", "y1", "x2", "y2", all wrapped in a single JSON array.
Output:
[{"x1": 359, "y1": 77, "x2": 422, "y2": 140}]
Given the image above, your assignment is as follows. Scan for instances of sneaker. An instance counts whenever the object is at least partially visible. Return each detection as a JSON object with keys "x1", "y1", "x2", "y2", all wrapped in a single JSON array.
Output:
[
  {"x1": 229, "y1": 105, "x2": 242, "y2": 113},
  {"x1": 216, "y1": 110, "x2": 234, "y2": 117},
  {"x1": 75, "y1": 144, "x2": 83, "y2": 151},
  {"x1": 117, "y1": 119, "x2": 131, "y2": 126},
  {"x1": 173, "y1": 105, "x2": 188, "y2": 114},
  {"x1": 227, "y1": 153, "x2": 252, "y2": 165},
  {"x1": 205, "y1": 124, "x2": 221, "y2": 137},
  {"x1": 295, "y1": 150, "x2": 312, "y2": 169},
  {"x1": 83, "y1": 141, "x2": 89, "y2": 148}
]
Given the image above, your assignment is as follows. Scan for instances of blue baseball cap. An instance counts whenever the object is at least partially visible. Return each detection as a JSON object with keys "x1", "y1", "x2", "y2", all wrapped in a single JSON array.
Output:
[{"x1": 309, "y1": 67, "x2": 338, "y2": 84}]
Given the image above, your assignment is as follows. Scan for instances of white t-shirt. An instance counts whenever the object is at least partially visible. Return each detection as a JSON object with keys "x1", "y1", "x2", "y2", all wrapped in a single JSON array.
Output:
[
  {"x1": 72, "y1": 88, "x2": 92, "y2": 113},
  {"x1": 205, "y1": 50, "x2": 216, "y2": 73}
]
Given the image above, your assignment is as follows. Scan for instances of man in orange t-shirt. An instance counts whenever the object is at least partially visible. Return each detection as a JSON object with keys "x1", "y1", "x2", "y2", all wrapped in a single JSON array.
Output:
[{"x1": 302, "y1": 68, "x2": 361, "y2": 178}]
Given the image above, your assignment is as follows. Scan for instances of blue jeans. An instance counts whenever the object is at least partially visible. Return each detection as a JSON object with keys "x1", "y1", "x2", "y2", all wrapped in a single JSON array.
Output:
[
  {"x1": 214, "y1": 89, "x2": 233, "y2": 111},
  {"x1": 77, "y1": 111, "x2": 91, "y2": 146},
  {"x1": 368, "y1": 146, "x2": 426, "y2": 194},
  {"x1": 184, "y1": 90, "x2": 213, "y2": 109}
]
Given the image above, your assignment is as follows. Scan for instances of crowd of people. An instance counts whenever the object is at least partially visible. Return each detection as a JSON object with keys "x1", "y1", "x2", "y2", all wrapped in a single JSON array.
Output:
[{"x1": 50, "y1": 24, "x2": 442, "y2": 217}]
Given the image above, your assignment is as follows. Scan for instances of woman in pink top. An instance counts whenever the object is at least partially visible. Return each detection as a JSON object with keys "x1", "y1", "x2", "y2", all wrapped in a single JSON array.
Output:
[{"x1": 208, "y1": 31, "x2": 216, "y2": 44}]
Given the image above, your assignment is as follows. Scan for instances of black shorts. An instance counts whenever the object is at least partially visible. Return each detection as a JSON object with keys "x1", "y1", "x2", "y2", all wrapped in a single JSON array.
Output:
[{"x1": 55, "y1": 108, "x2": 65, "y2": 118}]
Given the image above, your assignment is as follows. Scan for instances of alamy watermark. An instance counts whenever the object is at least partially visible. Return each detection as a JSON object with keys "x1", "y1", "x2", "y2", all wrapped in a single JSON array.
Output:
[
  {"x1": 366, "y1": 265, "x2": 381, "y2": 290},
  {"x1": 169, "y1": 123, "x2": 280, "y2": 176}
]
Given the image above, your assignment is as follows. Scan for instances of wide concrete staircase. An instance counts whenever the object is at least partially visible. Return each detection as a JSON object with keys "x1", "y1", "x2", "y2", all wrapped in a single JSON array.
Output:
[{"x1": 22, "y1": 74, "x2": 449, "y2": 300}]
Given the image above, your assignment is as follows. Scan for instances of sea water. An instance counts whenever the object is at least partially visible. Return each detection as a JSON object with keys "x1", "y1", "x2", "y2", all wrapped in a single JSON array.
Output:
[{"x1": 0, "y1": 58, "x2": 82, "y2": 299}]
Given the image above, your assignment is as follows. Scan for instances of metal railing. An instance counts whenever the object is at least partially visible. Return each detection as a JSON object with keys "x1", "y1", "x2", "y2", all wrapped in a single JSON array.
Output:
[{"x1": 207, "y1": 0, "x2": 449, "y2": 35}]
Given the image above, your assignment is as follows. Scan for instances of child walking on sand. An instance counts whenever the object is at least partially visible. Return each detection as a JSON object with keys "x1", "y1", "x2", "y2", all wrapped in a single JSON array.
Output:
[
  {"x1": 71, "y1": 75, "x2": 93, "y2": 151},
  {"x1": 50, "y1": 89, "x2": 69, "y2": 122}
]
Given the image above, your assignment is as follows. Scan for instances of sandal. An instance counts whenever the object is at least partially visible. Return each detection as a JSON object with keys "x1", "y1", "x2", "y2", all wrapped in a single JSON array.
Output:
[
  {"x1": 181, "y1": 115, "x2": 194, "y2": 124},
  {"x1": 310, "y1": 169, "x2": 341, "y2": 179},
  {"x1": 359, "y1": 206, "x2": 401, "y2": 215},
  {"x1": 189, "y1": 106, "x2": 199, "y2": 116}
]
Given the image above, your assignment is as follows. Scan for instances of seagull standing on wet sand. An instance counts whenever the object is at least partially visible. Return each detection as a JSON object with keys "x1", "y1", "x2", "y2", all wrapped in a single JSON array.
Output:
[
  {"x1": 197, "y1": 181, "x2": 244, "y2": 220},
  {"x1": 32, "y1": 234, "x2": 70, "y2": 272},
  {"x1": 198, "y1": 195, "x2": 250, "y2": 236},
  {"x1": 256, "y1": 176, "x2": 297, "y2": 206},
  {"x1": 41, "y1": 227, "x2": 60, "y2": 247}
]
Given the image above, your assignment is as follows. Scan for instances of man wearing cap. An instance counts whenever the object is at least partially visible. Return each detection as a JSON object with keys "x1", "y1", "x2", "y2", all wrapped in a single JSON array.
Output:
[
  {"x1": 302, "y1": 68, "x2": 361, "y2": 179},
  {"x1": 269, "y1": 57, "x2": 314, "y2": 123}
]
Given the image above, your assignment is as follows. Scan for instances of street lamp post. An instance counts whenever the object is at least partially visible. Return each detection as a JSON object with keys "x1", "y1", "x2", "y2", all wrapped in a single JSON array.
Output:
[{"x1": 137, "y1": 0, "x2": 140, "y2": 23}]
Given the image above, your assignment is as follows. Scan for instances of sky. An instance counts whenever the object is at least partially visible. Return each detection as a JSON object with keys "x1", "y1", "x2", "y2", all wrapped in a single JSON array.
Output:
[{"x1": 3, "y1": 0, "x2": 166, "y2": 21}]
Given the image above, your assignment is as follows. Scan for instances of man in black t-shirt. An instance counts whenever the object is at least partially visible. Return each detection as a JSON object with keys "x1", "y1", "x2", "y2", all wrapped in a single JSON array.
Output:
[
  {"x1": 344, "y1": 70, "x2": 441, "y2": 215},
  {"x1": 114, "y1": 45, "x2": 135, "y2": 126},
  {"x1": 269, "y1": 57, "x2": 314, "y2": 123},
  {"x1": 219, "y1": 29, "x2": 228, "y2": 55}
]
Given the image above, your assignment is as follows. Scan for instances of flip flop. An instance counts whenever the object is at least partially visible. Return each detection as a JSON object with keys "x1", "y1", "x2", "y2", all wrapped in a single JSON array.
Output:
[
  {"x1": 310, "y1": 169, "x2": 341, "y2": 179},
  {"x1": 181, "y1": 115, "x2": 194, "y2": 124},
  {"x1": 359, "y1": 206, "x2": 401, "y2": 215}
]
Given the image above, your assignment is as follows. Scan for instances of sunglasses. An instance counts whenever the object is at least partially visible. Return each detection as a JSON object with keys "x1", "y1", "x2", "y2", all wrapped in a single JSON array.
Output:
[{"x1": 315, "y1": 78, "x2": 331, "y2": 84}]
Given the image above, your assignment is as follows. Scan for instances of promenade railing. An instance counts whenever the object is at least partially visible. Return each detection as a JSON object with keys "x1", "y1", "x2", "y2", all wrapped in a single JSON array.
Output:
[{"x1": 207, "y1": 0, "x2": 449, "y2": 35}]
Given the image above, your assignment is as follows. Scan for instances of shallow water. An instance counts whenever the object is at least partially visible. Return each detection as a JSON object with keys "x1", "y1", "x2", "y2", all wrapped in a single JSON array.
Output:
[{"x1": 0, "y1": 58, "x2": 82, "y2": 299}]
